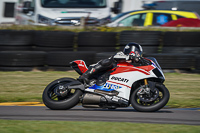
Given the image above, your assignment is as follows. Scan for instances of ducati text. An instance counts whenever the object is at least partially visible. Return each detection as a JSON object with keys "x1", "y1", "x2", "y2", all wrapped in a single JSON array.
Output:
[{"x1": 111, "y1": 76, "x2": 129, "y2": 83}]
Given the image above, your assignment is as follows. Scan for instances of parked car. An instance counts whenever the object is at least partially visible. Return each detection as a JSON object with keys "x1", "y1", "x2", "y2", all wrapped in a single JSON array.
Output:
[
  {"x1": 161, "y1": 18, "x2": 200, "y2": 27},
  {"x1": 107, "y1": 10, "x2": 200, "y2": 27}
]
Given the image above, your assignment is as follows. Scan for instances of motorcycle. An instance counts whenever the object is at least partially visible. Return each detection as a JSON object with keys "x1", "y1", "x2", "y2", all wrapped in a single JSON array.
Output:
[{"x1": 42, "y1": 57, "x2": 170, "y2": 112}]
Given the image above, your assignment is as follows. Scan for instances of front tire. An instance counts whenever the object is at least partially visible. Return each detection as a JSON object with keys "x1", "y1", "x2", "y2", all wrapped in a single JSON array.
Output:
[
  {"x1": 42, "y1": 78, "x2": 83, "y2": 110},
  {"x1": 130, "y1": 83, "x2": 170, "y2": 112}
]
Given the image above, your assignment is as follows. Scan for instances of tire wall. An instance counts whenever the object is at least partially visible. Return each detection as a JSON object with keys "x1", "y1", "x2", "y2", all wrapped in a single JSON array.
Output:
[
  {"x1": 119, "y1": 31, "x2": 162, "y2": 55},
  {"x1": 34, "y1": 31, "x2": 75, "y2": 51},
  {"x1": 77, "y1": 32, "x2": 118, "y2": 52},
  {"x1": 0, "y1": 30, "x2": 199, "y2": 71},
  {"x1": 0, "y1": 30, "x2": 34, "y2": 51},
  {"x1": 161, "y1": 32, "x2": 200, "y2": 71}
]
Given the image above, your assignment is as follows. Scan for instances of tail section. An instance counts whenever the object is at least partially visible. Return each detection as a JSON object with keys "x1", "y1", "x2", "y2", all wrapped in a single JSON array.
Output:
[{"x1": 70, "y1": 60, "x2": 88, "y2": 75}]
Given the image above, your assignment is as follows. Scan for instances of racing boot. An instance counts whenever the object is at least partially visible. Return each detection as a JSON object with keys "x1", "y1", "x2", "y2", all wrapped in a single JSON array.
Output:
[
  {"x1": 78, "y1": 59, "x2": 111, "y2": 85},
  {"x1": 77, "y1": 67, "x2": 95, "y2": 84}
]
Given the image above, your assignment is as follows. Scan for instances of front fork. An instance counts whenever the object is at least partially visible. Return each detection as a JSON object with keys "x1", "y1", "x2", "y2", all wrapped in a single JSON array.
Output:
[
  {"x1": 144, "y1": 79, "x2": 151, "y2": 96},
  {"x1": 137, "y1": 79, "x2": 151, "y2": 96},
  {"x1": 144, "y1": 79, "x2": 148, "y2": 86}
]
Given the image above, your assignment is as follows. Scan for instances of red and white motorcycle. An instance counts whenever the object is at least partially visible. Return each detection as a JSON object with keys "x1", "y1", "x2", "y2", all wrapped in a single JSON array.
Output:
[{"x1": 42, "y1": 57, "x2": 170, "y2": 112}]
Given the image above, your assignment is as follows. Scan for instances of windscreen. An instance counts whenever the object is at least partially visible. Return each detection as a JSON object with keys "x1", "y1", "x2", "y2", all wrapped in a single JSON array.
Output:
[
  {"x1": 146, "y1": 57, "x2": 162, "y2": 70},
  {"x1": 41, "y1": 0, "x2": 107, "y2": 8},
  {"x1": 111, "y1": 12, "x2": 129, "y2": 22},
  {"x1": 111, "y1": 11, "x2": 134, "y2": 22}
]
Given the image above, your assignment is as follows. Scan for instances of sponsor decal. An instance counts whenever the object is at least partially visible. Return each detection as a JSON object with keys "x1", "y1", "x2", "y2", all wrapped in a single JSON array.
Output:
[
  {"x1": 78, "y1": 64, "x2": 84, "y2": 67},
  {"x1": 112, "y1": 96, "x2": 119, "y2": 102},
  {"x1": 105, "y1": 95, "x2": 129, "y2": 104},
  {"x1": 104, "y1": 83, "x2": 121, "y2": 90},
  {"x1": 88, "y1": 83, "x2": 121, "y2": 91},
  {"x1": 111, "y1": 76, "x2": 129, "y2": 83}
]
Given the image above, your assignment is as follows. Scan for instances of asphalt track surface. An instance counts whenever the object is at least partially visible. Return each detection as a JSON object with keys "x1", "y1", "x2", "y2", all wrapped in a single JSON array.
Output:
[{"x1": 0, "y1": 106, "x2": 200, "y2": 125}]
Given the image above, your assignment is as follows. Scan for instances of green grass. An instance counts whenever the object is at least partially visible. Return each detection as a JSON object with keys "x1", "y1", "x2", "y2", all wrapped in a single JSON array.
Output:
[
  {"x1": 1, "y1": 25, "x2": 200, "y2": 32},
  {"x1": 0, "y1": 120, "x2": 200, "y2": 133},
  {"x1": 164, "y1": 73, "x2": 200, "y2": 108},
  {"x1": 0, "y1": 71, "x2": 79, "y2": 102},
  {"x1": 0, "y1": 71, "x2": 200, "y2": 108},
  {"x1": 0, "y1": 72, "x2": 200, "y2": 133}
]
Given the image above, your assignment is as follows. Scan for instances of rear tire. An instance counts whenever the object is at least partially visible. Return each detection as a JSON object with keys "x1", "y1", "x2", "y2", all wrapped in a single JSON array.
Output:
[
  {"x1": 42, "y1": 78, "x2": 83, "y2": 110},
  {"x1": 130, "y1": 83, "x2": 170, "y2": 112}
]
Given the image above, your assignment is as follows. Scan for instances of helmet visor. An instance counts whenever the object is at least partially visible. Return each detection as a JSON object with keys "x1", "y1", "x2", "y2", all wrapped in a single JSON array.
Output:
[{"x1": 134, "y1": 47, "x2": 142, "y2": 57}]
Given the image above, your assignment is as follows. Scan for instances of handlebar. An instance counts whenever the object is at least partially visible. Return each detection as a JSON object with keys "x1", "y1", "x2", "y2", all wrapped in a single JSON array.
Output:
[{"x1": 130, "y1": 56, "x2": 151, "y2": 66}]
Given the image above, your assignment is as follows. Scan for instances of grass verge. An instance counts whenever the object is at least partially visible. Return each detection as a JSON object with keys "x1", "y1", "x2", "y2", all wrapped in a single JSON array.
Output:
[
  {"x1": 1, "y1": 25, "x2": 200, "y2": 32},
  {"x1": 0, "y1": 120, "x2": 200, "y2": 133},
  {"x1": 0, "y1": 71, "x2": 200, "y2": 108}
]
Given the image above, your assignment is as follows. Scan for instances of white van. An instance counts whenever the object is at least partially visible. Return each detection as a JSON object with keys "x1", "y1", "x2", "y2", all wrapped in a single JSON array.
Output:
[
  {"x1": 15, "y1": 0, "x2": 115, "y2": 26},
  {"x1": 0, "y1": 0, "x2": 17, "y2": 24}
]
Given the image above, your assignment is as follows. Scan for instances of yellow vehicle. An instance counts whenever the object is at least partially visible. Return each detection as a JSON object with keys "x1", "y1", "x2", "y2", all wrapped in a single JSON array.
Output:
[{"x1": 107, "y1": 10, "x2": 200, "y2": 27}]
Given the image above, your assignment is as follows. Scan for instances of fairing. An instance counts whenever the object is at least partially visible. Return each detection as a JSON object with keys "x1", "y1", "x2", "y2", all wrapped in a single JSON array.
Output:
[{"x1": 71, "y1": 59, "x2": 164, "y2": 100}]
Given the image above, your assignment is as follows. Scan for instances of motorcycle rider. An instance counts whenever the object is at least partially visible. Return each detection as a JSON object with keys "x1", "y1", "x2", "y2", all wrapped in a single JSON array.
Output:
[{"x1": 78, "y1": 42, "x2": 144, "y2": 84}]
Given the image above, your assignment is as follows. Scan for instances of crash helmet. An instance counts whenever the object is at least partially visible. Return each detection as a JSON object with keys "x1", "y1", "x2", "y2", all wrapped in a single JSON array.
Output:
[{"x1": 123, "y1": 42, "x2": 143, "y2": 57}]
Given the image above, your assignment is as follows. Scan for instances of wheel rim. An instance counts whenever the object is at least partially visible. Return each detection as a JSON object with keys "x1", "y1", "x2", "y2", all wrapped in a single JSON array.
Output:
[
  {"x1": 47, "y1": 81, "x2": 77, "y2": 101},
  {"x1": 135, "y1": 87, "x2": 164, "y2": 106}
]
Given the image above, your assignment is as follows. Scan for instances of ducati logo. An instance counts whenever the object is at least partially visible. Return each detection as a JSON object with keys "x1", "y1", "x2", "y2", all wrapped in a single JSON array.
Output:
[{"x1": 111, "y1": 76, "x2": 129, "y2": 83}]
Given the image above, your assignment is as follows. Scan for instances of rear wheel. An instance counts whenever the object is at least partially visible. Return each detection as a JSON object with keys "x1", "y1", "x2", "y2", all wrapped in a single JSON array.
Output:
[
  {"x1": 130, "y1": 83, "x2": 170, "y2": 112},
  {"x1": 42, "y1": 78, "x2": 83, "y2": 110}
]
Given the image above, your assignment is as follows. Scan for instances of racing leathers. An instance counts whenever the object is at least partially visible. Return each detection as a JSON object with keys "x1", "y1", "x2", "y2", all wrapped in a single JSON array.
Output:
[{"x1": 78, "y1": 51, "x2": 134, "y2": 84}]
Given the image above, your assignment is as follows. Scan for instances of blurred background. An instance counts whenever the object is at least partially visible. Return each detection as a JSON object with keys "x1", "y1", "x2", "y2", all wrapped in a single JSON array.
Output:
[{"x1": 0, "y1": 0, "x2": 200, "y2": 72}]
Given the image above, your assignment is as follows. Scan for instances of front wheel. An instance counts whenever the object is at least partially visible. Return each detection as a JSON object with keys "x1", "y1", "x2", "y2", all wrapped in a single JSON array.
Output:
[
  {"x1": 130, "y1": 83, "x2": 170, "y2": 112},
  {"x1": 42, "y1": 78, "x2": 83, "y2": 110}
]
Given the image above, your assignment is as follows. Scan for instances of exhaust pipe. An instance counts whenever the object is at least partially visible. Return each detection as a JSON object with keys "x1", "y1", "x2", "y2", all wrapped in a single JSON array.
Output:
[{"x1": 82, "y1": 93, "x2": 107, "y2": 108}]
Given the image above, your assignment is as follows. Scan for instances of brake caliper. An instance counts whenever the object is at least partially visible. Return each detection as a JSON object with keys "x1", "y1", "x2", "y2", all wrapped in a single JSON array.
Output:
[{"x1": 137, "y1": 85, "x2": 159, "y2": 102}]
